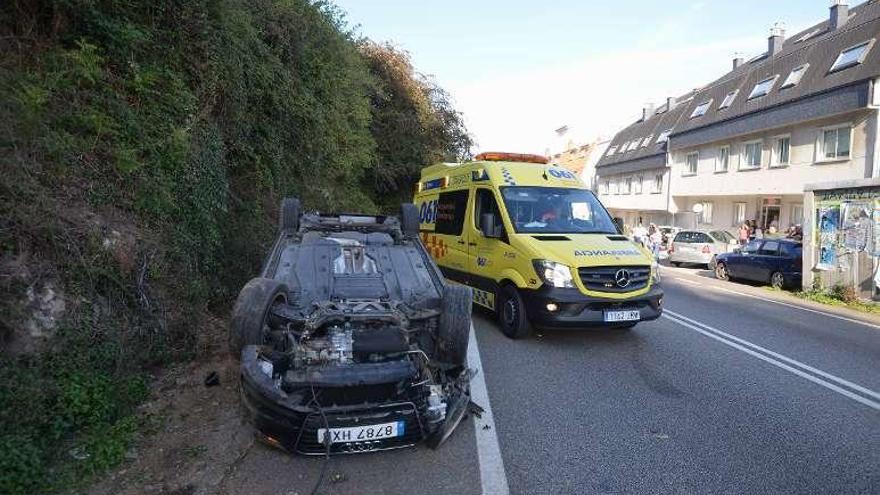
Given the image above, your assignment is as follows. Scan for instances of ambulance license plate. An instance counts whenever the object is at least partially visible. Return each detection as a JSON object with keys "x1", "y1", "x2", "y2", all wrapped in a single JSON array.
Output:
[
  {"x1": 604, "y1": 310, "x2": 641, "y2": 322},
  {"x1": 317, "y1": 421, "x2": 404, "y2": 444}
]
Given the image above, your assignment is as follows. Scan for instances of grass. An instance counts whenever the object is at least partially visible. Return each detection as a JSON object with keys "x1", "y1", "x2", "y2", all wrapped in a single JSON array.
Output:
[{"x1": 764, "y1": 286, "x2": 880, "y2": 315}]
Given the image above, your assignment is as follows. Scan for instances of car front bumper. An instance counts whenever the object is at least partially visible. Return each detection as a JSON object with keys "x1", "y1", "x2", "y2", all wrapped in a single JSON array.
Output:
[
  {"x1": 239, "y1": 346, "x2": 455, "y2": 455},
  {"x1": 520, "y1": 284, "x2": 664, "y2": 330}
]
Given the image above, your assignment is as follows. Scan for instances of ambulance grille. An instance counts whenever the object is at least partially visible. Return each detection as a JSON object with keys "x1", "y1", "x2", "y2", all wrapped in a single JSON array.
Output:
[{"x1": 578, "y1": 266, "x2": 650, "y2": 293}]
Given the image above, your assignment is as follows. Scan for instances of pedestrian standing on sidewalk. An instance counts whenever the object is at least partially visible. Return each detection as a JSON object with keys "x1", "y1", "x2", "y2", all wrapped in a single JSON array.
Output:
[
  {"x1": 649, "y1": 223, "x2": 662, "y2": 259},
  {"x1": 738, "y1": 223, "x2": 750, "y2": 246}
]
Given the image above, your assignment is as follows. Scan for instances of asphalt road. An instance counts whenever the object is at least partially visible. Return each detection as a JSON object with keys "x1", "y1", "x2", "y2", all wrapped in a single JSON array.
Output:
[{"x1": 222, "y1": 266, "x2": 880, "y2": 495}]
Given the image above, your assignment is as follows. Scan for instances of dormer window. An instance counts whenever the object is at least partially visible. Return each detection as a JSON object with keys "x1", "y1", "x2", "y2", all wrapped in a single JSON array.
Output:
[
  {"x1": 606, "y1": 145, "x2": 618, "y2": 156},
  {"x1": 719, "y1": 90, "x2": 738, "y2": 109},
  {"x1": 829, "y1": 40, "x2": 875, "y2": 73},
  {"x1": 748, "y1": 75, "x2": 778, "y2": 100},
  {"x1": 657, "y1": 129, "x2": 673, "y2": 144},
  {"x1": 780, "y1": 64, "x2": 809, "y2": 89},
  {"x1": 689, "y1": 99, "x2": 713, "y2": 119}
]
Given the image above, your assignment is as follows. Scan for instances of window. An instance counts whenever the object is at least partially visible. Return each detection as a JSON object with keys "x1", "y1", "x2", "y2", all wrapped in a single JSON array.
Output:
[
  {"x1": 710, "y1": 230, "x2": 735, "y2": 243},
  {"x1": 780, "y1": 64, "x2": 808, "y2": 89},
  {"x1": 684, "y1": 152, "x2": 698, "y2": 176},
  {"x1": 742, "y1": 141, "x2": 762, "y2": 169},
  {"x1": 742, "y1": 240, "x2": 762, "y2": 254},
  {"x1": 748, "y1": 75, "x2": 778, "y2": 100},
  {"x1": 759, "y1": 240, "x2": 780, "y2": 256},
  {"x1": 673, "y1": 231, "x2": 713, "y2": 244},
  {"x1": 610, "y1": 180, "x2": 618, "y2": 194},
  {"x1": 652, "y1": 173, "x2": 664, "y2": 193},
  {"x1": 690, "y1": 99, "x2": 713, "y2": 119},
  {"x1": 716, "y1": 146, "x2": 730, "y2": 172},
  {"x1": 697, "y1": 202, "x2": 714, "y2": 224},
  {"x1": 829, "y1": 39, "x2": 875, "y2": 73},
  {"x1": 771, "y1": 136, "x2": 790, "y2": 167},
  {"x1": 796, "y1": 28, "x2": 822, "y2": 43},
  {"x1": 435, "y1": 190, "x2": 470, "y2": 235},
  {"x1": 623, "y1": 177, "x2": 632, "y2": 194},
  {"x1": 606, "y1": 146, "x2": 618, "y2": 156},
  {"x1": 819, "y1": 125, "x2": 851, "y2": 161},
  {"x1": 719, "y1": 90, "x2": 738, "y2": 109},
  {"x1": 601, "y1": 180, "x2": 609, "y2": 194},
  {"x1": 634, "y1": 175, "x2": 643, "y2": 194},
  {"x1": 641, "y1": 135, "x2": 654, "y2": 147},
  {"x1": 733, "y1": 202, "x2": 747, "y2": 225},
  {"x1": 780, "y1": 242, "x2": 803, "y2": 258},
  {"x1": 474, "y1": 188, "x2": 504, "y2": 233},
  {"x1": 657, "y1": 129, "x2": 672, "y2": 143},
  {"x1": 791, "y1": 204, "x2": 804, "y2": 225},
  {"x1": 499, "y1": 187, "x2": 618, "y2": 234}
]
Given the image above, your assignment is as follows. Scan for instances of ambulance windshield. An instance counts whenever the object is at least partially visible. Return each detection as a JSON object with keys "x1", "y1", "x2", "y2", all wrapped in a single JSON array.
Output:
[{"x1": 500, "y1": 187, "x2": 618, "y2": 234}]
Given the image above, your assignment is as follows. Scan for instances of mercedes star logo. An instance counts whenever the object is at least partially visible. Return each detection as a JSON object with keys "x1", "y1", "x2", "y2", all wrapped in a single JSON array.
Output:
[{"x1": 614, "y1": 269, "x2": 631, "y2": 288}]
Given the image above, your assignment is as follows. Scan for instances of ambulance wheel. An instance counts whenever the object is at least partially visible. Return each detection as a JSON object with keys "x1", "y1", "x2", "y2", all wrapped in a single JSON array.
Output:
[
  {"x1": 279, "y1": 197, "x2": 301, "y2": 234},
  {"x1": 498, "y1": 285, "x2": 532, "y2": 339},
  {"x1": 400, "y1": 203, "x2": 419, "y2": 238}
]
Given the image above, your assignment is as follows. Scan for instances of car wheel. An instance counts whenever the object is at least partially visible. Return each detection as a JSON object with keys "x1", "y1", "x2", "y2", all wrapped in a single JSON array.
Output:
[
  {"x1": 770, "y1": 271, "x2": 785, "y2": 289},
  {"x1": 400, "y1": 203, "x2": 420, "y2": 238},
  {"x1": 438, "y1": 284, "x2": 472, "y2": 366},
  {"x1": 229, "y1": 277, "x2": 288, "y2": 358},
  {"x1": 498, "y1": 285, "x2": 531, "y2": 339},
  {"x1": 715, "y1": 262, "x2": 730, "y2": 281},
  {"x1": 279, "y1": 197, "x2": 301, "y2": 234}
]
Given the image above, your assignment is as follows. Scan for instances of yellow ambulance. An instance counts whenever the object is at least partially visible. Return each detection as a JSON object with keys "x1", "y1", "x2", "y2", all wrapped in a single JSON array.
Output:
[{"x1": 413, "y1": 152, "x2": 662, "y2": 338}]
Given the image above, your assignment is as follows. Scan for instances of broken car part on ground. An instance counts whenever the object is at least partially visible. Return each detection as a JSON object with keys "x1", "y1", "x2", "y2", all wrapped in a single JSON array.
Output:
[{"x1": 230, "y1": 198, "x2": 473, "y2": 455}]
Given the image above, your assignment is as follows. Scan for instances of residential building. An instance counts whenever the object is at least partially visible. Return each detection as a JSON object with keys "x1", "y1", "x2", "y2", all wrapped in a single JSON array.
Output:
[
  {"x1": 596, "y1": 0, "x2": 880, "y2": 237},
  {"x1": 551, "y1": 137, "x2": 610, "y2": 190}
]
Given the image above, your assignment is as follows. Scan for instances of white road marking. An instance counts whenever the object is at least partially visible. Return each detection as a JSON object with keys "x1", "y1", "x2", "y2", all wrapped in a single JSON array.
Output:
[
  {"x1": 664, "y1": 271, "x2": 880, "y2": 331},
  {"x1": 467, "y1": 324, "x2": 510, "y2": 495},
  {"x1": 663, "y1": 312, "x2": 880, "y2": 411},
  {"x1": 666, "y1": 310, "x2": 880, "y2": 401}
]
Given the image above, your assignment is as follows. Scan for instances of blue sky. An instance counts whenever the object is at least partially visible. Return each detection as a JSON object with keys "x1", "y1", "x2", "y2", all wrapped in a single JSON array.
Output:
[{"x1": 334, "y1": 1, "x2": 850, "y2": 154}]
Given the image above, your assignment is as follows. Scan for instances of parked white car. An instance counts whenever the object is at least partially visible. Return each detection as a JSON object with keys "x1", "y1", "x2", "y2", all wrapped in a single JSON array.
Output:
[{"x1": 668, "y1": 230, "x2": 738, "y2": 268}]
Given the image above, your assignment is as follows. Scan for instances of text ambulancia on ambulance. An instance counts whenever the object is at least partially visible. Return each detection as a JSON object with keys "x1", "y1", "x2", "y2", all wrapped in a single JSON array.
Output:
[{"x1": 414, "y1": 152, "x2": 663, "y2": 338}]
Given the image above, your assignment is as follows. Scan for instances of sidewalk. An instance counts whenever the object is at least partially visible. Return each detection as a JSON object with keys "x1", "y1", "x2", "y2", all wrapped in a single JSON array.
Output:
[{"x1": 659, "y1": 261, "x2": 880, "y2": 328}]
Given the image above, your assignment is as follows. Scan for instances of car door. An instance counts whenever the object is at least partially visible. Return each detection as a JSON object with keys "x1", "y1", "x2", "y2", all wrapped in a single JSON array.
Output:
[
  {"x1": 429, "y1": 189, "x2": 471, "y2": 283},
  {"x1": 467, "y1": 187, "x2": 510, "y2": 310},
  {"x1": 730, "y1": 240, "x2": 762, "y2": 280},
  {"x1": 754, "y1": 240, "x2": 781, "y2": 282}
]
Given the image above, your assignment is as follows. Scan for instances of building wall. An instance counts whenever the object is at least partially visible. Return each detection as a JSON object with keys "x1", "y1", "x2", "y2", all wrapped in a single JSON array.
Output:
[
  {"x1": 671, "y1": 195, "x2": 803, "y2": 232},
  {"x1": 597, "y1": 167, "x2": 671, "y2": 213},
  {"x1": 670, "y1": 111, "x2": 872, "y2": 197}
]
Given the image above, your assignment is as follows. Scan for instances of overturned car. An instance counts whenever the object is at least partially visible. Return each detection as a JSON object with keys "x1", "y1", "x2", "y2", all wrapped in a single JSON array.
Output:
[{"x1": 230, "y1": 198, "x2": 473, "y2": 455}]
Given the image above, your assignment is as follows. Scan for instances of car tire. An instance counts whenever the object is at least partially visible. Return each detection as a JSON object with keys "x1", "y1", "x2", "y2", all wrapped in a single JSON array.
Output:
[
  {"x1": 229, "y1": 277, "x2": 288, "y2": 358},
  {"x1": 279, "y1": 197, "x2": 301, "y2": 234},
  {"x1": 438, "y1": 284, "x2": 472, "y2": 366},
  {"x1": 770, "y1": 271, "x2": 785, "y2": 289},
  {"x1": 400, "y1": 203, "x2": 419, "y2": 238},
  {"x1": 715, "y1": 262, "x2": 730, "y2": 281},
  {"x1": 498, "y1": 284, "x2": 532, "y2": 339}
]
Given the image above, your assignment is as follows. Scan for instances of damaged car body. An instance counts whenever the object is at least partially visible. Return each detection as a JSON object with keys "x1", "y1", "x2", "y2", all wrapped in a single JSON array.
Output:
[{"x1": 231, "y1": 198, "x2": 473, "y2": 455}]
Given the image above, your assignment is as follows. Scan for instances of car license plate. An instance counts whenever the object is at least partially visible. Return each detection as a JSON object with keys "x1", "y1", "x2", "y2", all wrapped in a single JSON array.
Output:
[
  {"x1": 317, "y1": 421, "x2": 405, "y2": 444},
  {"x1": 604, "y1": 310, "x2": 640, "y2": 322}
]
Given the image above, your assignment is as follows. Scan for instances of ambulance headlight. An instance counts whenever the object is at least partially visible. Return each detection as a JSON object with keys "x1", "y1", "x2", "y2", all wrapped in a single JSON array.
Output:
[{"x1": 533, "y1": 260, "x2": 575, "y2": 288}]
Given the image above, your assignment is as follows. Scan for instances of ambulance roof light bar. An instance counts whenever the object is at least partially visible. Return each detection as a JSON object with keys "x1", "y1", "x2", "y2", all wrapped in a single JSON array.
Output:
[{"x1": 474, "y1": 152, "x2": 550, "y2": 164}]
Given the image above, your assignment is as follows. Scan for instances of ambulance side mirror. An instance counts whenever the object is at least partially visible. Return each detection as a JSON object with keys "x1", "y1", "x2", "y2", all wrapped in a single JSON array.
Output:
[{"x1": 480, "y1": 213, "x2": 502, "y2": 238}]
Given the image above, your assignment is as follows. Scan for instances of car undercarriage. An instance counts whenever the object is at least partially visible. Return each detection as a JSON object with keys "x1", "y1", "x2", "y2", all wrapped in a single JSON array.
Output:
[{"x1": 231, "y1": 199, "x2": 473, "y2": 455}]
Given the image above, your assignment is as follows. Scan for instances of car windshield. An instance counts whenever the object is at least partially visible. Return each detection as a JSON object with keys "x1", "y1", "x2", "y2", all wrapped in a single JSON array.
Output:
[
  {"x1": 499, "y1": 186, "x2": 617, "y2": 234},
  {"x1": 710, "y1": 230, "x2": 734, "y2": 243}
]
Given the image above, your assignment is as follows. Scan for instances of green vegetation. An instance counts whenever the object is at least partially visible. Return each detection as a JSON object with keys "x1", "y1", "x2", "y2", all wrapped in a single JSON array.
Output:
[
  {"x1": 765, "y1": 283, "x2": 880, "y2": 315},
  {"x1": 0, "y1": 1, "x2": 470, "y2": 493}
]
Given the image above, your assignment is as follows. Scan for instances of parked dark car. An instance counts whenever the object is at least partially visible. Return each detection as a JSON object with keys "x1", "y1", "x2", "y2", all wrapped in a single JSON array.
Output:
[{"x1": 714, "y1": 238, "x2": 802, "y2": 289}]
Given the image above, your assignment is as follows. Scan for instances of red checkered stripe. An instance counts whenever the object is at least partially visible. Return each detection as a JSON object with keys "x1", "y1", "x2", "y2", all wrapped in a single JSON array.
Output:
[{"x1": 419, "y1": 232, "x2": 448, "y2": 258}]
